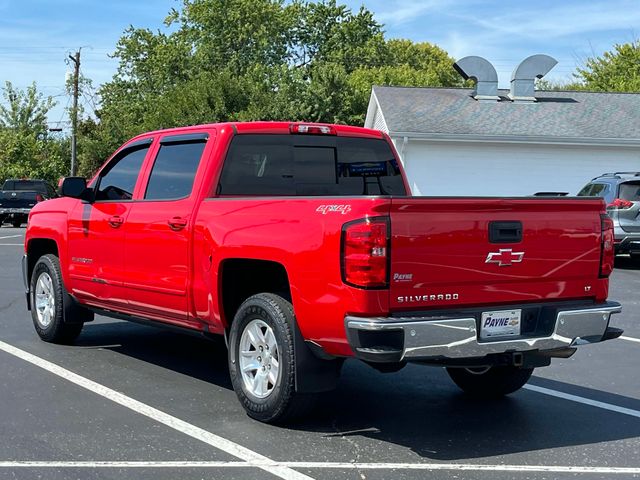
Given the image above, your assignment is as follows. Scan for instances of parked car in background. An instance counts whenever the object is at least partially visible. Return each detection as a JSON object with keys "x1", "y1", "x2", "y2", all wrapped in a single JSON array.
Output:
[
  {"x1": 0, "y1": 179, "x2": 56, "y2": 227},
  {"x1": 577, "y1": 172, "x2": 640, "y2": 257}
]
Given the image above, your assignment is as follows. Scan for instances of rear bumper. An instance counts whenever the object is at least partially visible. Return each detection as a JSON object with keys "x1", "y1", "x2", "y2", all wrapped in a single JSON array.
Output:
[
  {"x1": 345, "y1": 302, "x2": 622, "y2": 364},
  {"x1": 0, "y1": 208, "x2": 31, "y2": 215},
  {"x1": 614, "y1": 235, "x2": 640, "y2": 254}
]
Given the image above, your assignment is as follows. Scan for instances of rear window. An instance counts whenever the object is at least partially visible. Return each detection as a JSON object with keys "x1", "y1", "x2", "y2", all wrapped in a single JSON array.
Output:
[
  {"x1": 217, "y1": 134, "x2": 406, "y2": 196},
  {"x1": 3, "y1": 180, "x2": 46, "y2": 192},
  {"x1": 618, "y1": 182, "x2": 640, "y2": 201}
]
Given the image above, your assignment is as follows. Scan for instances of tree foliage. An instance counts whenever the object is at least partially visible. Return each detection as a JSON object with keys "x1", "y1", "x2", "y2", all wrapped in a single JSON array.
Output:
[
  {"x1": 575, "y1": 40, "x2": 640, "y2": 92},
  {"x1": 0, "y1": 82, "x2": 67, "y2": 184},
  {"x1": 0, "y1": 82, "x2": 55, "y2": 134},
  {"x1": 77, "y1": 0, "x2": 462, "y2": 175}
]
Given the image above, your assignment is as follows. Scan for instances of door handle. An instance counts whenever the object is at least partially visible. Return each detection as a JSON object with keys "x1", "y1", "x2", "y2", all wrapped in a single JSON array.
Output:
[
  {"x1": 108, "y1": 216, "x2": 124, "y2": 228},
  {"x1": 168, "y1": 217, "x2": 188, "y2": 231}
]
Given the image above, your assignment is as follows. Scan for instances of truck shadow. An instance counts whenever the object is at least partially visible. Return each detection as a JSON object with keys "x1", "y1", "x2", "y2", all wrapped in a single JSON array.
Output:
[
  {"x1": 298, "y1": 361, "x2": 640, "y2": 461},
  {"x1": 615, "y1": 255, "x2": 640, "y2": 270},
  {"x1": 77, "y1": 320, "x2": 640, "y2": 462},
  {"x1": 77, "y1": 320, "x2": 233, "y2": 390}
]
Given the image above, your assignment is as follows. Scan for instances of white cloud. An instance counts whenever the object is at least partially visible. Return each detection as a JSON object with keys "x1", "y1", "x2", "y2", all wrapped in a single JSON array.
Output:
[{"x1": 375, "y1": 0, "x2": 453, "y2": 26}]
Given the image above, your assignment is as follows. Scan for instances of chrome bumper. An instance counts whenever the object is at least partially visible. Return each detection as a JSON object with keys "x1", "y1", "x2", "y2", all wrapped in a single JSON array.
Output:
[
  {"x1": 346, "y1": 302, "x2": 622, "y2": 363},
  {"x1": 0, "y1": 208, "x2": 30, "y2": 215}
]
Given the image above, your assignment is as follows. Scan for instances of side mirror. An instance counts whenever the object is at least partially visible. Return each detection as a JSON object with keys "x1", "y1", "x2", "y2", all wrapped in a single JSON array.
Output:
[{"x1": 60, "y1": 177, "x2": 94, "y2": 202}]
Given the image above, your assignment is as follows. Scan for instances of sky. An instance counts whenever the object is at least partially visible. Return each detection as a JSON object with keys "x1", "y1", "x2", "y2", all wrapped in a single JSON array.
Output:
[{"x1": 1, "y1": 0, "x2": 638, "y2": 128}]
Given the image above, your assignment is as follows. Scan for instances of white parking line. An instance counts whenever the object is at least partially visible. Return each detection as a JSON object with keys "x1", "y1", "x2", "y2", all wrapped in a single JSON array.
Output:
[
  {"x1": 0, "y1": 244, "x2": 23, "y2": 246},
  {"x1": 0, "y1": 235, "x2": 22, "y2": 240},
  {"x1": 0, "y1": 461, "x2": 638, "y2": 474},
  {"x1": 621, "y1": 336, "x2": 640, "y2": 344},
  {"x1": 2, "y1": 339, "x2": 639, "y2": 477},
  {"x1": 524, "y1": 384, "x2": 640, "y2": 419},
  {"x1": 0, "y1": 340, "x2": 313, "y2": 480}
]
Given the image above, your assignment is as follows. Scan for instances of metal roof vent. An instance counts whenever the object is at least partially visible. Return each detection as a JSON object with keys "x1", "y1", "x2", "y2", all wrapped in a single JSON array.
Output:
[
  {"x1": 509, "y1": 54, "x2": 558, "y2": 102},
  {"x1": 453, "y1": 56, "x2": 499, "y2": 101}
]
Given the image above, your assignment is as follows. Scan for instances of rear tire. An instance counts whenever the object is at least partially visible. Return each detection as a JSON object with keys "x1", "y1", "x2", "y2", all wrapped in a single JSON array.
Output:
[
  {"x1": 12, "y1": 220, "x2": 21, "y2": 228},
  {"x1": 446, "y1": 366, "x2": 533, "y2": 397},
  {"x1": 228, "y1": 293, "x2": 316, "y2": 424},
  {"x1": 30, "y1": 254, "x2": 87, "y2": 344}
]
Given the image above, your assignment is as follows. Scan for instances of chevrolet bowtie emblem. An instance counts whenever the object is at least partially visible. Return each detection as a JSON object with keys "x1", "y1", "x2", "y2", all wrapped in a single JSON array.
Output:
[{"x1": 486, "y1": 248, "x2": 524, "y2": 266}]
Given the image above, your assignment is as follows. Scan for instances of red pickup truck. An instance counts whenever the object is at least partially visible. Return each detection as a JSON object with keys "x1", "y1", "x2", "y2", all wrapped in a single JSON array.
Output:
[{"x1": 22, "y1": 122, "x2": 622, "y2": 423}]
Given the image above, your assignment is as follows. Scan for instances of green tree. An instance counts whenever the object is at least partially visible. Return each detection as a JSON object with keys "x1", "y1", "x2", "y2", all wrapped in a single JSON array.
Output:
[
  {"x1": 82, "y1": 0, "x2": 462, "y2": 175},
  {"x1": 534, "y1": 78, "x2": 585, "y2": 91},
  {"x1": 0, "y1": 82, "x2": 67, "y2": 183},
  {"x1": 0, "y1": 81, "x2": 55, "y2": 134},
  {"x1": 575, "y1": 40, "x2": 640, "y2": 92}
]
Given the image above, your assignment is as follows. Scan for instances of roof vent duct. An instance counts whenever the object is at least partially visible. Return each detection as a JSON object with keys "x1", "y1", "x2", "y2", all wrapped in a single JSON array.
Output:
[
  {"x1": 453, "y1": 56, "x2": 499, "y2": 101},
  {"x1": 509, "y1": 54, "x2": 558, "y2": 102}
]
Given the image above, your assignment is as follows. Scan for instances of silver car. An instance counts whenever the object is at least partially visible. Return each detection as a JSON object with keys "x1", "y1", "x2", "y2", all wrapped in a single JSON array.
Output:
[{"x1": 578, "y1": 172, "x2": 640, "y2": 256}]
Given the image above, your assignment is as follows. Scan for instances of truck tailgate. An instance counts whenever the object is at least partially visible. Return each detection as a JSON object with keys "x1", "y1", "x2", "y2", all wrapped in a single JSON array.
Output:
[
  {"x1": 0, "y1": 191, "x2": 38, "y2": 208},
  {"x1": 389, "y1": 197, "x2": 606, "y2": 311}
]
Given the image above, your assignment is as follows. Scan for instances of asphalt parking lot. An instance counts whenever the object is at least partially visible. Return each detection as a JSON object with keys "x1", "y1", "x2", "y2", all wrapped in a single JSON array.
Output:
[{"x1": 0, "y1": 225, "x2": 639, "y2": 480}]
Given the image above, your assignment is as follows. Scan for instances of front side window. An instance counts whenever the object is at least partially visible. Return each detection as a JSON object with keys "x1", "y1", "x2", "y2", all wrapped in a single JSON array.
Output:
[
  {"x1": 95, "y1": 145, "x2": 150, "y2": 201},
  {"x1": 144, "y1": 141, "x2": 206, "y2": 200},
  {"x1": 589, "y1": 183, "x2": 608, "y2": 197},
  {"x1": 577, "y1": 183, "x2": 594, "y2": 196}
]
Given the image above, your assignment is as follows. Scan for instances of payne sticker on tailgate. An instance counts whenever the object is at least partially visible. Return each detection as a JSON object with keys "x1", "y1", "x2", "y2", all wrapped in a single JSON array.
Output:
[{"x1": 480, "y1": 309, "x2": 521, "y2": 339}]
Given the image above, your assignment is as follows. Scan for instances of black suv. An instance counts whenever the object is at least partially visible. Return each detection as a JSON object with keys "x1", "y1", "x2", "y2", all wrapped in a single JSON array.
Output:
[{"x1": 577, "y1": 172, "x2": 640, "y2": 256}]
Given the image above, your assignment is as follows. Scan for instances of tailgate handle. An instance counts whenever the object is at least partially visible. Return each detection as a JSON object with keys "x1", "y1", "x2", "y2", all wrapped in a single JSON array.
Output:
[{"x1": 489, "y1": 221, "x2": 522, "y2": 243}]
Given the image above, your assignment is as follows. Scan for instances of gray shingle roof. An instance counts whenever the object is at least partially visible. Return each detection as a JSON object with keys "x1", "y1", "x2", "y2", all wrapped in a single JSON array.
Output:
[{"x1": 372, "y1": 86, "x2": 640, "y2": 143}]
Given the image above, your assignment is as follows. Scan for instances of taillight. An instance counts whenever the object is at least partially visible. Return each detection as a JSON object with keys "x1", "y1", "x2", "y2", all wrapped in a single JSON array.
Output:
[
  {"x1": 290, "y1": 124, "x2": 336, "y2": 135},
  {"x1": 600, "y1": 214, "x2": 614, "y2": 278},
  {"x1": 35, "y1": 194, "x2": 44, "y2": 202},
  {"x1": 341, "y1": 217, "x2": 389, "y2": 289},
  {"x1": 608, "y1": 198, "x2": 633, "y2": 209}
]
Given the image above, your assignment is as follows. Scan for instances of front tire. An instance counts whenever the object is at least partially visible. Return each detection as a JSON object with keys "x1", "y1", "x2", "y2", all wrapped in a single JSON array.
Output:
[
  {"x1": 30, "y1": 254, "x2": 85, "y2": 344},
  {"x1": 228, "y1": 293, "x2": 315, "y2": 423},
  {"x1": 446, "y1": 366, "x2": 533, "y2": 398},
  {"x1": 12, "y1": 220, "x2": 21, "y2": 228}
]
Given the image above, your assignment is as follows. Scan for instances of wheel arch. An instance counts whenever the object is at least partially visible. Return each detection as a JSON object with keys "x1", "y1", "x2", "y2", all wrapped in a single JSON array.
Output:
[
  {"x1": 220, "y1": 260, "x2": 342, "y2": 394},
  {"x1": 26, "y1": 238, "x2": 60, "y2": 289},
  {"x1": 218, "y1": 258, "x2": 292, "y2": 328}
]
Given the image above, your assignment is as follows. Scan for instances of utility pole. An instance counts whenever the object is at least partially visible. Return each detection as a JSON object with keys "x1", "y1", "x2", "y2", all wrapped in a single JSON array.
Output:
[{"x1": 68, "y1": 50, "x2": 81, "y2": 177}]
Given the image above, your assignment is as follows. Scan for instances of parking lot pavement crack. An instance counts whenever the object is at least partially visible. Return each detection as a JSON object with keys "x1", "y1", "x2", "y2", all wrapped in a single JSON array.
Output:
[
  {"x1": 330, "y1": 419, "x2": 368, "y2": 480},
  {"x1": 0, "y1": 298, "x2": 18, "y2": 312}
]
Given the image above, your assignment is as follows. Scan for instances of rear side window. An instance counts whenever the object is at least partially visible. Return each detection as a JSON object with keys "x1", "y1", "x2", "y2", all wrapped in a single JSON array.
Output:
[
  {"x1": 145, "y1": 141, "x2": 206, "y2": 200},
  {"x1": 217, "y1": 134, "x2": 405, "y2": 196},
  {"x1": 95, "y1": 145, "x2": 149, "y2": 201},
  {"x1": 577, "y1": 183, "x2": 608, "y2": 197},
  {"x1": 618, "y1": 182, "x2": 640, "y2": 201}
]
